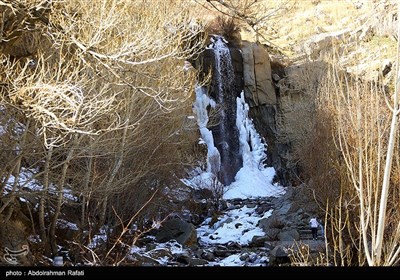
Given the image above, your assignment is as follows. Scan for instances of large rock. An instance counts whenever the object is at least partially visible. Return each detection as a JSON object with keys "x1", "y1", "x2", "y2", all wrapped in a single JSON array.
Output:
[
  {"x1": 269, "y1": 245, "x2": 290, "y2": 266},
  {"x1": 278, "y1": 229, "x2": 300, "y2": 241},
  {"x1": 155, "y1": 218, "x2": 197, "y2": 246},
  {"x1": 242, "y1": 41, "x2": 276, "y2": 106},
  {"x1": 303, "y1": 28, "x2": 353, "y2": 60},
  {"x1": 241, "y1": 41, "x2": 294, "y2": 185}
]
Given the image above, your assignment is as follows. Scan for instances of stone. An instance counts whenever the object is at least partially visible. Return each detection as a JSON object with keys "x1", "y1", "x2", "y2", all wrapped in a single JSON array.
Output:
[
  {"x1": 303, "y1": 28, "x2": 353, "y2": 60},
  {"x1": 155, "y1": 218, "x2": 197, "y2": 246},
  {"x1": 272, "y1": 73, "x2": 281, "y2": 81},
  {"x1": 216, "y1": 217, "x2": 233, "y2": 229},
  {"x1": 263, "y1": 228, "x2": 281, "y2": 241},
  {"x1": 131, "y1": 253, "x2": 161, "y2": 266},
  {"x1": 147, "y1": 248, "x2": 172, "y2": 260},
  {"x1": 226, "y1": 241, "x2": 242, "y2": 250},
  {"x1": 241, "y1": 41, "x2": 257, "y2": 106},
  {"x1": 253, "y1": 44, "x2": 276, "y2": 105},
  {"x1": 242, "y1": 41, "x2": 276, "y2": 107},
  {"x1": 250, "y1": 235, "x2": 270, "y2": 247},
  {"x1": 194, "y1": 248, "x2": 204, "y2": 259},
  {"x1": 190, "y1": 258, "x2": 209, "y2": 266},
  {"x1": 239, "y1": 253, "x2": 249, "y2": 261},
  {"x1": 278, "y1": 229, "x2": 300, "y2": 241},
  {"x1": 255, "y1": 203, "x2": 272, "y2": 215},
  {"x1": 269, "y1": 245, "x2": 290, "y2": 266},
  {"x1": 175, "y1": 253, "x2": 191, "y2": 264},
  {"x1": 201, "y1": 251, "x2": 215, "y2": 261}
]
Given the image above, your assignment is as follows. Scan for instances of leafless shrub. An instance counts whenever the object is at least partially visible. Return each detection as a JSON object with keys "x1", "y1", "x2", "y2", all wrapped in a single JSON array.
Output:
[
  {"x1": 206, "y1": 16, "x2": 242, "y2": 44},
  {"x1": 0, "y1": 0, "x2": 207, "y2": 258},
  {"x1": 288, "y1": 241, "x2": 327, "y2": 266}
]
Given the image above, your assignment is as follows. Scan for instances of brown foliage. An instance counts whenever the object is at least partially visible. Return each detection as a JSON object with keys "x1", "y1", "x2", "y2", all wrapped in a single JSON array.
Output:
[{"x1": 206, "y1": 16, "x2": 242, "y2": 44}]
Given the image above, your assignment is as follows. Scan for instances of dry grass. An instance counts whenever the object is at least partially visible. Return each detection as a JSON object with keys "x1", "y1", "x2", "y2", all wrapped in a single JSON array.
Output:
[
  {"x1": 288, "y1": 241, "x2": 328, "y2": 266},
  {"x1": 245, "y1": 0, "x2": 363, "y2": 54},
  {"x1": 233, "y1": 0, "x2": 396, "y2": 58}
]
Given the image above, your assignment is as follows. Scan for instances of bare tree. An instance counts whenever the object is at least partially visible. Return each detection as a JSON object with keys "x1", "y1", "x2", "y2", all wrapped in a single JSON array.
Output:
[
  {"x1": 197, "y1": 0, "x2": 293, "y2": 45},
  {"x1": 1, "y1": 0, "x2": 207, "y2": 258},
  {"x1": 317, "y1": 14, "x2": 400, "y2": 264}
]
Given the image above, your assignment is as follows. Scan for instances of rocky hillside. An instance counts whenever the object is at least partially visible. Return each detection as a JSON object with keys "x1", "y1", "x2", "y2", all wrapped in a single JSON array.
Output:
[{"x1": 237, "y1": 0, "x2": 399, "y2": 186}]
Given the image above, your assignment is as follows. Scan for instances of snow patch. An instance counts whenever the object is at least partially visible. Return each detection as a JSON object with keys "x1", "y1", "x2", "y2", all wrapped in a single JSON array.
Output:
[
  {"x1": 57, "y1": 219, "x2": 79, "y2": 231},
  {"x1": 198, "y1": 205, "x2": 273, "y2": 246}
]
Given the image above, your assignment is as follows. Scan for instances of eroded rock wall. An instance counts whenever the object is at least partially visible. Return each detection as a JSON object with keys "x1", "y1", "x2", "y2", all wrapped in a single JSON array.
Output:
[{"x1": 241, "y1": 41, "x2": 316, "y2": 186}]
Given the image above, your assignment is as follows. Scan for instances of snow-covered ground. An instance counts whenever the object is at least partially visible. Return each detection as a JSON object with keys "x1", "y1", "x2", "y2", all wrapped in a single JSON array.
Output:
[
  {"x1": 3, "y1": 167, "x2": 79, "y2": 203},
  {"x1": 197, "y1": 206, "x2": 273, "y2": 246}
]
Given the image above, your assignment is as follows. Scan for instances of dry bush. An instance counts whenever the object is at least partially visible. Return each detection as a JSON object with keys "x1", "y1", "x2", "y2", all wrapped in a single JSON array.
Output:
[
  {"x1": 0, "y1": 0, "x2": 207, "y2": 258},
  {"x1": 206, "y1": 16, "x2": 242, "y2": 44},
  {"x1": 199, "y1": 0, "x2": 293, "y2": 46},
  {"x1": 291, "y1": 29, "x2": 400, "y2": 264},
  {"x1": 310, "y1": 58, "x2": 400, "y2": 265},
  {"x1": 288, "y1": 241, "x2": 327, "y2": 266}
]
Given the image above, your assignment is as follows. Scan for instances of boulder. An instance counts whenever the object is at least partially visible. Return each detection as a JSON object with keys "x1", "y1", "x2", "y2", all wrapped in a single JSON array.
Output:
[
  {"x1": 269, "y1": 245, "x2": 290, "y2": 266},
  {"x1": 155, "y1": 218, "x2": 197, "y2": 246},
  {"x1": 249, "y1": 235, "x2": 270, "y2": 247},
  {"x1": 278, "y1": 229, "x2": 300, "y2": 241},
  {"x1": 201, "y1": 251, "x2": 216, "y2": 262},
  {"x1": 190, "y1": 258, "x2": 209, "y2": 266}
]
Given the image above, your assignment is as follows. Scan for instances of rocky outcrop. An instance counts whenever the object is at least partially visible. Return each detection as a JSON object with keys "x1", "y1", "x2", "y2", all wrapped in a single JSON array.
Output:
[
  {"x1": 242, "y1": 41, "x2": 276, "y2": 106},
  {"x1": 241, "y1": 40, "x2": 332, "y2": 185},
  {"x1": 193, "y1": 37, "x2": 322, "y2": 186},
  {"x1": 241, "y1": 41, "x2": 292, "y2": 185}
]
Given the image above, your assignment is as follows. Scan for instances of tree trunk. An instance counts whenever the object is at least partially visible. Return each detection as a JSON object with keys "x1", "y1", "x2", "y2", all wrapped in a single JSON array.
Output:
[
  {"x1": 39, "y1": 145, "x2": 53, "y2": 256},
  {"x1": 0, "y1": 120, "x2": 30, "y2": 215},
  {"x1": 49, "y1": 135, "x2": 79, "y2": 256}
]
